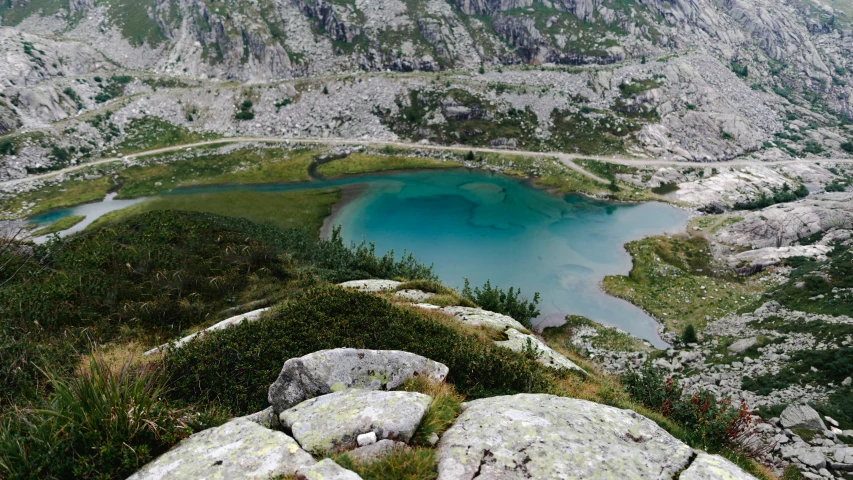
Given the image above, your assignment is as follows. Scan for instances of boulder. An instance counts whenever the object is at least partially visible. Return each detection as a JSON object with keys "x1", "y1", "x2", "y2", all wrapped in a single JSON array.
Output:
[
  {"x1": 296, "y1": 459, "x2": 362, "y2": 480},
  {"x1": 680, "y1": 453, "x2": 759, "y2": 479},
  {"x1": 495, "y1": 328, "x2": 586, "y2": 374},
  {"x1": 729, "y1": 245, "x2": 831, "y2": 269},
  {"x1": 268, "y1": 348, "x2": 448, "y2": 413},
  {"x1": 440, "y1": 306, "x2": 527, "y2": 331},
  {"x1": 337, "y1": 279, "x2": 402, "y2": 292},
  {"x1": 437, "y1": 394, "x2": 696, "y2": 479},
  {"x1": 127, "y1": 418, "x2": 315, "y2": 480},
  {"x1": 727, "y1": 337, "x2": 758, "y2": 354},
  {"x1": 280, "y1": 389, "x2": 432, "y2": 454},
  {"x1": 780, "y1": 404, "x2": 827, "y2": 431}
]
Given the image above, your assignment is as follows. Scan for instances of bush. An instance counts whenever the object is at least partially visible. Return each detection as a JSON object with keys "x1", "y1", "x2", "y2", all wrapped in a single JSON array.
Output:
[
  {"x1": 234, "y1": 110, "x2": 255, "y2": 120},
  {"x1": 624, "y1": 364, "x2": 752, "y2": 452},
  {"x1": 0, "y1": 212, "x2": 436, "y2": 405},
  {"x1": 841, "y1": 142, "x2": 853, "y2": 154},
  {"x1": 461, "y1": 279, "x2": 541, "y2": 329},
  {"x1": 0, "y1": 355, "x2": 193, "y2": 479},
  {"x1": 681, "y1": 324, "x2": 698, "y2": 344},
  {"x1": 164, "y1": 287, "x2": 559, "y2": 414},
  {"x1": 0, "y1": 141, "x2": 14, "y2": 156}
]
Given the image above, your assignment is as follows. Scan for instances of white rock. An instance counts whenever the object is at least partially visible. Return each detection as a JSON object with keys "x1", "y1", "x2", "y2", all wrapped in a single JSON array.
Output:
[
  {"x1": 296, "y1": 459, "x2": 362, "y2": 480},
  {"x1": 357, "y1": 432, "x2": 377, "y2": 447},
  {"x1": 680, "y1": 453, "x2": 759, "y2": 480},
  {"x1": 144, "y1": 307, "x2": 269, "y2": 355},
  {"x1": 268, "y1": 348, "x2": 448, "y2": 413},
  {"x1": 337, "y1": 279, "x2": 402, "y2": 292}
]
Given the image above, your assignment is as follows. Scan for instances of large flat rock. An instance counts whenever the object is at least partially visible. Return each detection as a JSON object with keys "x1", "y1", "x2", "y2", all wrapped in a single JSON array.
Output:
[
  {"x1": 495, "y1": 328, "x2": 586, "y2": 374},
  {"x1": 440, "y1": 306, "x2": 527, "y2": 331},
  {"x1": 126, "y1": 418, "x2": 315, "y2": 480},
  {"x1": 280, "y1": 389, "x2": 432, "y2": 455},
  {"x1": 437, "y1": 394, "x2": 695, "y2": 480},
  {"x1": 680, "y1": 453, "x2": 758, "y2": 480},
  {"x1": 268, "y1": 348, "x2": 448, "y2": 413},
  {"x1": 296, "y1": 459, "x2": 362, "y2": 480}
]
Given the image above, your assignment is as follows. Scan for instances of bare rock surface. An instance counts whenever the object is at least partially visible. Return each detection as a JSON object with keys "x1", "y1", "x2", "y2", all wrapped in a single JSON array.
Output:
[
  {"x1": 268, "y1": 348, "x2": 448, "y2": 413},
  {"x1": 717, "y1": 193, "x2": 853, "y2": 248},
  {"x1": 729, "y1": 245, "x2": 832, "y2": 269},
  {"x1": 280, "y1": 389, "x2": 432, "y2": 455},
  {"x1": 347, "y1": 439, "x2": 409, "y2": 463},
  {"x1": 338, "y1": 279, "x2": 403, "y2": 293},
  {"x1": 126, "y1": 418, "x2": 315, "y2": 480},
  {"x1": 436, "y1": 394, "x2": 697, "y2": 480},
  {"x1": 439, "y1": 306, "x2": 527, "y2": 331},
  {"x1": 495, "y1": 328, "x2": 586, "y2": 374}
]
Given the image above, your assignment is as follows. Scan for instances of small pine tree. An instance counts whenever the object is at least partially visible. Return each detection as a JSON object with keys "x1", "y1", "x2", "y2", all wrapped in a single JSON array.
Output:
[
  {"x1": 641, "y1": 55, "x2": 647, "y2": 64},
  {"x1": 682, "y1": 324, "x2": 698, "y2": 344},
  {"x1": 478, "y1": 64, "x2": 485, "y2": 75},
  {"x1": 323, "y1": 85, "x2": 329, "y2": 95},
  {"x1": 465, "y1": 150, "x2": 475, "y2": 161}
]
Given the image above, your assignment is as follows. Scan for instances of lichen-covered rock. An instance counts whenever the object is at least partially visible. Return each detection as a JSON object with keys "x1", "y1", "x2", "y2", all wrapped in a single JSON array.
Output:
[
  {"x1": 780, "y1": 404, "x2": 827, "y2": 431},
  {"x1": 436, "y1": 394, "x2": 695, "y2": 480},
  {"x1": 680, "y1": 453, "x2": 759, "y2": 480},
  {"x1": 495, "y1": 328, "x2": 585, "y2": 374},
  {"x1": 440, "y1": 306, "x2": 527, "y2": 331},
  {"x1": 268, "y1": 348, "x2": 448, "y2": 413},
  {"x1": 337, "y1": 279, "x2": 402, "y2": 292},
  {"x1": 126, "y1": 418, "x2": 315, "y2": 480},
  {"x1": 280, "y1": 389, "x2": 432, "y2": 454},
  {"x1": 395, "y1": 289, "x2": 436, "y2": 302},
  {"x1": 296, "y1": 459, "x2": 362, "y2": 480}
]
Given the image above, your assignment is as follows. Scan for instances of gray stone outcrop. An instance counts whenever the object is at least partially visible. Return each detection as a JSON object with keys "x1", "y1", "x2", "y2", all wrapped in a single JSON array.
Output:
[
  {"x1": 268, "y1": 348, "x2": 448, "y2": 413},
  {"x1": 280, "y1": 389, "x2": 432, "y2": 454}
]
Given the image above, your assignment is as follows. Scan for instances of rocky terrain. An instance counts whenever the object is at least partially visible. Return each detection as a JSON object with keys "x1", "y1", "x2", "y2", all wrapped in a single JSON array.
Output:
[{"x1": 2, "y1": 0, "x2": 853, "y2": 182}]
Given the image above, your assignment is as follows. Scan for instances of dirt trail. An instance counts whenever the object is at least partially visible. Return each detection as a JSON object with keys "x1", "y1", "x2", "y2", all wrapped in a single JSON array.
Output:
[{"x1": 4, "y1": 136, "x2": 853, "y2": 188}]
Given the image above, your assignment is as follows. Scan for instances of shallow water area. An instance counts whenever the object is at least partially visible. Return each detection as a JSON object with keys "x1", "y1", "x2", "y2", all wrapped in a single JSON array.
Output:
[{"x1": 30, "y1": 169, "x2": 688, "y2": 346}]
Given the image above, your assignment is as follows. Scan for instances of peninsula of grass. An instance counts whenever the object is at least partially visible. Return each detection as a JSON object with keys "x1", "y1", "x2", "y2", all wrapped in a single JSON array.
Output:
[
  {"x1": 115, "y1": 147, "x2": 315, "y2": 198},
  {"x1": 602, "y1": 235, "x2": 766, "y2": 334},
  {"x1": 32, "y1": 215, "x2": 86, "y2": 236},
  {"x1": 316, "y1": 153, "x2": 460, "y2": 177},
  {"x1": 87, "y1": 188, "x2": 341, "y2": 233}
]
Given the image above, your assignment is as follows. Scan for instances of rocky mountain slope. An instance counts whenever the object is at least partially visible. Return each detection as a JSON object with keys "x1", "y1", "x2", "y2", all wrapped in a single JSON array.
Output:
[{"x1": 1, "y1": 0, "x2": 853, "y2": 177}]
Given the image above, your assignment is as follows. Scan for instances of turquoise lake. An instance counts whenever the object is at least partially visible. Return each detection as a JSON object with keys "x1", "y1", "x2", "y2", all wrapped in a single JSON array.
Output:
[{"x1": 32, "y1": 169, "x2": 689, "y2": 346}]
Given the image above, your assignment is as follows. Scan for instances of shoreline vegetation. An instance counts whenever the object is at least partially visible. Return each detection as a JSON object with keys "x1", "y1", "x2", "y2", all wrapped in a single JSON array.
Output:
[{"x1": 4, "y1": 143, "x2": 668, "y2": 225}]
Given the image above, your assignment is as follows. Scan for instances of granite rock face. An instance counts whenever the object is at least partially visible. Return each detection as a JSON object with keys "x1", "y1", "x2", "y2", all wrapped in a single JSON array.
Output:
[
  {"x1": 280, "y1": 389, "x2": 432, "y2": 454},
  {"x1": 126, "y1": 418, "x2": 315, "y2": 480},
  {"x1": 268, "y1": 348, "x2": 448, "y2": 413},
  {"x1": 296, "y1": 459, "x2": 363, "y2": 480},
  {"x1": 436, "y1": 394, "x2": 696, "y2": 480}
]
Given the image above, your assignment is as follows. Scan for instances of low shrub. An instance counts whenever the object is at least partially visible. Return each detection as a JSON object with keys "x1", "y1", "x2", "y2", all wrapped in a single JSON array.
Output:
[
  {"x1": 0, "y1": 355, "x2": 196, "y2": 479},
  {"x1": 164, "y1": 287, "x2": 559, "y2": 414},
  {"x1": 681, "y1": 324, "x2": 698, "y2": 344},
  {"x1": 334, "y1": 447, "x2": 437, "y2": 480},
  {"x1": 624, "y1": 364, "x2": 752, "y2": 452},
  {"x1": 461, "y1": 279, "x2": 540, "y2": 329}
]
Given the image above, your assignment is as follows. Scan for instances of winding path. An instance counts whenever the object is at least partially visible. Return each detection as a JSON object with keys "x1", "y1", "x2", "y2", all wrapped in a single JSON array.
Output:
[{"x1": 3, "y1": 136, "x2": 853, "y2": 188}]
